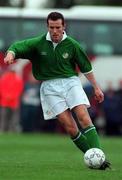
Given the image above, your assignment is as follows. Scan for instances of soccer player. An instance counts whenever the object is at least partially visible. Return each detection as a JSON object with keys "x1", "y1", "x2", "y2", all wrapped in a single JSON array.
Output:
[{"x1": 4, "y1": 12, "x2": 110, "y2": 170}]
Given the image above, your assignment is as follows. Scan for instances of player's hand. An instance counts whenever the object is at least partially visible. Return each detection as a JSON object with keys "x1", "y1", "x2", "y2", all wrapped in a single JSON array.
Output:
[
  {"x1": 4, "y1": 52, "x2": 15, "y2": 65},
  {"x1": 94, "y1": 86, "x2": 104, "y2": 103}
]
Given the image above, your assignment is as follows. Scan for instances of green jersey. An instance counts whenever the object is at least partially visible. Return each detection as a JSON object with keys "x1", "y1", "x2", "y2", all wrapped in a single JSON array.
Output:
[{"x1": 8, "y1": 34, "x2": 92, "y2": 80}]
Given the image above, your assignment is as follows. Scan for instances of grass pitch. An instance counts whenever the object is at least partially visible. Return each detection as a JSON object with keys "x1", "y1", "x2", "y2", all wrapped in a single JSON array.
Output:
[{"x1": 0, "y1": 133, "x2": 121, "y2": 180}]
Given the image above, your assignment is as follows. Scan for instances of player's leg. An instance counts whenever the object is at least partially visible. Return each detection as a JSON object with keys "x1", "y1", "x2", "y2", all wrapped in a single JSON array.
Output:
[
  {"x1": 0, "y1": 107, "x2": 9, "y2": 132},
  {"x1": 57, "y1": 109, "x2": 90, "y2": 153},
  {"x1": 74, "y1": 105, "x2": 111, "y2": 170},
  {"x1": 73, "y1": 104, "x2": 101, "y2": 148}
]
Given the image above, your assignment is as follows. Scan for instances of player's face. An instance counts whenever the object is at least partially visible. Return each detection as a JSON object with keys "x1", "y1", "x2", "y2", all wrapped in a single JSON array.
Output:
[{"x1": 47, "y1": 19, "x2": 65, "y2": 43}]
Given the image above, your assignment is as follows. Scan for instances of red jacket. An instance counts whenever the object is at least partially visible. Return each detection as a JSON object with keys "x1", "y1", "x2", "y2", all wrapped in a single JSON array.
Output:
[{"x1": 0, "y1": 71, "x2": 24, "y2": 109}]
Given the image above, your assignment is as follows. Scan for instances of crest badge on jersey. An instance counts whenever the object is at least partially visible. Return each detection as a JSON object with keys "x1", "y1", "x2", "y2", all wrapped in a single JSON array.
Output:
[
  {"x1": 62, "y1": 52, "x2": 69, "y2": 59},
  {"x1": 41, "y1": 51, "x2": 47, "y2": 55}
]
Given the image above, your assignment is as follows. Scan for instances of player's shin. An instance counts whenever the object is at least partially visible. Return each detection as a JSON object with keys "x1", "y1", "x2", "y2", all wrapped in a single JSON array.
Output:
[
  {"x1": 83, "y1": 125, "x2": 101, "y2": 148},
  {"x1": 71, "y1": 131, "x2": 90, "y2": 153}
]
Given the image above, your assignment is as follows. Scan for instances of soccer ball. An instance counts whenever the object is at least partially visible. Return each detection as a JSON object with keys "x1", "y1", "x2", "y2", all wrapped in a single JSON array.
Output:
[{"x1": 84, "y1": 148, "x2": 105, "y2": 169}]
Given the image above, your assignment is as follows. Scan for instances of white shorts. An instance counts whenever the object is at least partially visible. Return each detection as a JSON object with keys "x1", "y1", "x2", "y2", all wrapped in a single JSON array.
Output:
[{"x1": 40, "y1": 76, "x2": 90, "y2": 120}]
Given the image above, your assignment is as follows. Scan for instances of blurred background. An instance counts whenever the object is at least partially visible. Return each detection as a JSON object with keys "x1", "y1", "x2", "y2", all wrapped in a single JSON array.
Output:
[{"x1": 0, "y1": 0, "x2": 122, "y2": 136}]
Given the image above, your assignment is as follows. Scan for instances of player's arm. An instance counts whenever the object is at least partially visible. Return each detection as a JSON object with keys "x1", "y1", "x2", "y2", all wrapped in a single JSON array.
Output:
[
  {"x1": 84, "y1": 72, "x2": 104, "y2": 103},
  {"x1": 4, "y1": 36, "x2": 40, "y2": 65},
  {"x1": 73, "y1": 42, "x2": 104, "y2": 103}
]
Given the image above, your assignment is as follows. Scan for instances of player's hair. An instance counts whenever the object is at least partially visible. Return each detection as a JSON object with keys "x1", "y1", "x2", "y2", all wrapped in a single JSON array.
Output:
[{"x1": 47, "y1": 12, "x2": 65, "y2": 25}]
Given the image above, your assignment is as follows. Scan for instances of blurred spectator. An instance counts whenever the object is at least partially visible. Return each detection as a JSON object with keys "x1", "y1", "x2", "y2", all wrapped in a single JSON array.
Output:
[
  {"x1": 115, "y1": 79, "x2": 122, "y2": 132},
  {"x1": 102, "y1": 81, "x2": 121, "y2": 135},
  {"x1": 20, "y1": 72, "x2": 58, "y2": 133},
  {"x1": 116, "y1": 79, "x2": 122, "y2": 105},
  {"x1": 0, "y1": 69, "x2": 24, "y2": 132},
  {"x1": 20, "y1": 72, "x2": 42, "y2": 132}
]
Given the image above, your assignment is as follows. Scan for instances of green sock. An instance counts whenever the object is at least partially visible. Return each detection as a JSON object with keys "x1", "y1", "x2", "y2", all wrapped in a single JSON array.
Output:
[
  {"x1": 71, "y1": 132, "x2": 90, "y2": 153},
  {"x1": 83, "y1": 125, "x2": 101, "y2": 148}
]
